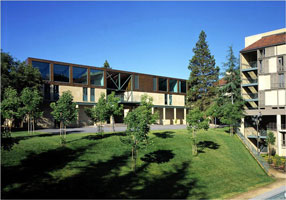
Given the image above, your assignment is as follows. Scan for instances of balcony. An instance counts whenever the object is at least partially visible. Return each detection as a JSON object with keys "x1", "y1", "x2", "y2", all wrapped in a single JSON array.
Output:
[
  {"x1": 241, "y1": 78, "x2": 258, "y2": 87},
  {"x1": 242, "y1": 93, "x2": 258, "y2": 101},
  {"x1": 241, "y1": 61, "x2": 258, "y2": 72}
]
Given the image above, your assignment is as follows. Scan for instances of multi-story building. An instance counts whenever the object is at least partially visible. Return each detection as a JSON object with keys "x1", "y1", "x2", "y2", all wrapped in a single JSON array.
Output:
[
  {"x1": 240, "y1": 28, "x2": 286, "y2": 156},
  {"x1": 27, "y1": 57, "x2": 188, "y2": 128}
]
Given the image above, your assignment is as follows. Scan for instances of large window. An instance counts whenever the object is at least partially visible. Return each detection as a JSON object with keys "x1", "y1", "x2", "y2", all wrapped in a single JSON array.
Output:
[
  {"x1": 169, "y1": 79, "x2": 178, "y2": 93},
  {"x1": 54, "y1": 64, "x2": 70, "y2": 82},
  {"x1": 153, "y1": 77, "x2": 157, "y2": 91},
  {"x1": 90, "y1": 69, "x2": 104, "y2": 86},
  {"x1": 32, "y1": 61, "x2": 50, "y2": 80},
  {"x1": 134, "y1": 75, "x2": 139, "y2": 89},
  {"x1": 83, "y1": 87, "x2": 88, "y2": 101},
  {"x1": 159, "y1": 78, "x2": 167, "y2": 91},
  {"x1": 179, "y1": 81, "x2": 186, "y2": 93},
  {"x1": 90, "y1": 88, "x2": 95, "y2": 102},
  {"x1": 73, "y1": 67, "x2": 88, "y2": 84}
]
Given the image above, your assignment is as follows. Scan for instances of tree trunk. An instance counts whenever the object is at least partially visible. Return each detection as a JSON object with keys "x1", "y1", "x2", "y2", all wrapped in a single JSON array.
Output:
[
  {"x1": 192, "y1": 129, "x2": 197, "y2": 156},
  {"x1": 111, "y1": 115, "x2": 115, "y2": 133},
  {"x1": 230, "y1": 125, "x2": 233, "y2": 136},
  {"x1": 131, "y1": 146, "x2": 134, "y2": 172}
]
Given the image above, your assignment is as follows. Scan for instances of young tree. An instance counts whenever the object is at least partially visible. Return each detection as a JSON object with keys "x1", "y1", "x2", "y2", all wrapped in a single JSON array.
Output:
[
  {"x1": 122, "y1": 95, "x2": 158, "y2": 172},
  {"x1": 187, "y1": 30, "x2": 219, "y2": 111},
  {"x1": 103, "y1": 60, "x2": 111, "y2": 68},
  {"x1": 266, "y1": 131, "x2": 276, "y2": 159},
  {"x1": 85, "y1": 93, "x2": 108, "y2": 135},
  {"x1": 50, "y1": 91, "x2": 78, "y2": 144},
  {"x1": 1, "y1": 87, "x2": 21, "y2": 135},
  {"x1": 106, "y1": 92, "x2": 123, "y2": 132},
  {"x1": 187, "y1": 107, "x2": 209, "y2": 156},
  {"x1": 20, "y1": 88, "x2": 43, "y2": 135}
]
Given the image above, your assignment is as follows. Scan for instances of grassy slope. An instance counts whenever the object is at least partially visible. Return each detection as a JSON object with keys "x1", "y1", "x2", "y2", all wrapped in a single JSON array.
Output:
[{"x1": 1, "y1": 128, "x2": 274, "y2": 199}]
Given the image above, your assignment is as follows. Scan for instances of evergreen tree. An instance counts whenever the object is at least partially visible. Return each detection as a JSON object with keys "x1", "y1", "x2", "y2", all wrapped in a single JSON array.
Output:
[
  {"x1": 103, "y1": 60, "x2": 111, "y2": 68},
  {"x1": 187, "y1": 31, "x2": 219, "y2": 111}
]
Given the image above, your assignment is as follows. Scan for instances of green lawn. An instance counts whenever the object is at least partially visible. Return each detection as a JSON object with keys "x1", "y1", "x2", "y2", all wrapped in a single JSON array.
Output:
[{"x1": 1, "y1": 128, "x2": 274, "y2": 199}]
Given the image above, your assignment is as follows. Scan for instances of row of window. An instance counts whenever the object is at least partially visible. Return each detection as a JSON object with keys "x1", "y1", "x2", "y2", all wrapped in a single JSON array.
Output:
[
  {"x1": 153, "y1": 78, "x2": 186, "y2": 93},
  {"x1": 32, "y1": 61, "x2": 104, "y2": 86}
]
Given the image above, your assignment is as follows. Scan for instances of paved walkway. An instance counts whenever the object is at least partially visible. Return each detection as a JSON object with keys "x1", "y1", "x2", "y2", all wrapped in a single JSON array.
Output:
[{"x1": 37, "y1": 124, "x2": 187, "y2": 134}]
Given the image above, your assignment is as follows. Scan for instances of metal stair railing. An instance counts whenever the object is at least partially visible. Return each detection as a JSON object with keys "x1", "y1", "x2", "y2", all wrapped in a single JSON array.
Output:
[{"x1": 235, "y1": 129, "x2": 269, "y2": 174}]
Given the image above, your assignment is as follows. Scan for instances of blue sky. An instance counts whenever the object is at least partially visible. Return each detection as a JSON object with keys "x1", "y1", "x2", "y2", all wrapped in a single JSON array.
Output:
[{"x1": 1, "y1": 1, "x2": 285, "y2": 79}]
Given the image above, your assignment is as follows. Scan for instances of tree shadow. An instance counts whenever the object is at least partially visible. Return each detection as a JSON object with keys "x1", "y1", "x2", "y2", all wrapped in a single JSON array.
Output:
[
  {"x1": 2, "y1": 150, "x2": 207, "y2": 199},
  {"x1": 82, "y1": 132, "x2": 126, "y2": 140},
  {"x1": 1, "y1": 136, "x2": 20, "y2": 151},
  {"x1": 197, "y1": 140, "x2": 220, "y2": 154},
  {"x1": 141, "y1": 150, "x2": 174, "y2": 163},
  {"x1": 153, "y1": 131, "x2": 175, "y2": 139}
]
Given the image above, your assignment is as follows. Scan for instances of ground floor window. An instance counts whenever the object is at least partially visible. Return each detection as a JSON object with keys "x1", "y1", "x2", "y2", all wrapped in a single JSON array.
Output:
[{"x1": 90, "y1": 88, "x2": 95, "y2": 102}]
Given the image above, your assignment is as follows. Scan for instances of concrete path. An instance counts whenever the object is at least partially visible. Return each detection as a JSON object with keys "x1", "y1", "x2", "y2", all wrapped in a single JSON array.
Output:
[{"x1": 37, "y1": 124, "x2": 187, "y2": 134}]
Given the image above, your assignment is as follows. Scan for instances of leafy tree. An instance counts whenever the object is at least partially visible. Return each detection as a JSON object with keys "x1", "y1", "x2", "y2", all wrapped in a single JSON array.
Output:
[
  {"x1": 187, "y1": 107, "x2": 209, "y2": 156},
  {"x1": 187, "y1": 30, "x2": 219, "y2": 111},
  {"x1": 122, "y1": 95, "x2": 158, "y2": 172},
  {"x1": 219, "y1": 101, "x2": 244, "y2": 136},
  {"x1": 50, "y1": 91, "x2": 77, "y2": 144},
  {"x1": 1, "y1": 51, "x2": 43, "y2": 97},
  {"x1": 85, "y1": 93, "x2": 108, "y2": 136},
  {"x1": 266, "y1": 131, "x2": 276, "y2": 159},
  {"x1": 1, "y1": 87, "x2": 21, "y2": 135},
  {"x1": 103, "y1": 60, "x2": 111, "y2": 68},
  {"x1": 106, "y1": 92, "x2": 123, "y2": 132},
  {"x1": 20, "y1": 88, "x2": 43, "y2": 135}
]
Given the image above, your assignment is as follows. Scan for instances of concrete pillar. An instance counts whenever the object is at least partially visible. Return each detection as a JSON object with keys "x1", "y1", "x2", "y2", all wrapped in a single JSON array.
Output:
[
  {"x1": 174, "y1": 108, "x2": 177, "y2": 125},
  {"x1": 277, "y1": 115, "x2": 281, "y2": 156},
  {"x1": 241, "y1": 117, "x2": 245, "y2": 137},
  {"x1": 162, "y1": 107, "x2": 167, "y2": 125},
  {"x1": 183, "y1": 108, "x2": 187, "y2": 125}
]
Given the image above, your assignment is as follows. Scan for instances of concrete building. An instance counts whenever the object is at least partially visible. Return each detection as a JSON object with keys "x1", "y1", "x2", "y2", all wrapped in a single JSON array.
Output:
[
  {"x1": 27, "y1": 57, "x2": 187, "y2": 128},
  {"x1": 240, "y1": 28, "x2": 286, "y2": 156}
]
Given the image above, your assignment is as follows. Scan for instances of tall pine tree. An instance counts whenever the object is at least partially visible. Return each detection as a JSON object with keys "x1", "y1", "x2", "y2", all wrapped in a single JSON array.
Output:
[{"x1": 187, "y1": 31, "x2": 219, "y2": 111}]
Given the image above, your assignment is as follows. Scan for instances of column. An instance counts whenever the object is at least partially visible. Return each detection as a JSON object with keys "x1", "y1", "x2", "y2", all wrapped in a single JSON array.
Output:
[
  {"x1": 174, "y1": 108, "x2": 177, "y2": 125},
  {"x1": 183, "y1": 108, "x2": 187, "y2": 125},
  {"x1": 277, "y1": 115, "x2": 281, "y2": 156},
  {"x1": 163, "y1": 107, "x2": 166, "y2": 125},
  {"x1": 241, "y1": 117, "x2": 245, "y2": 137}
]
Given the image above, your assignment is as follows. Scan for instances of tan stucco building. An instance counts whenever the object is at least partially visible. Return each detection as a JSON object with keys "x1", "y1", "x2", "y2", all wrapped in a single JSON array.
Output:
[
  {"x1": 240, "y1": 28, "x2": 286, "y2": 156},
  {"x1": 27, "y1": 58, "x2": 187, "y2": 128}
]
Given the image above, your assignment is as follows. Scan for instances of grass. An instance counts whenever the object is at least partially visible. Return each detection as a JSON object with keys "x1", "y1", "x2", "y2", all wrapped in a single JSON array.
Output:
[{"x1": 1, "y1": 128, "x2": 274, "y2": 199}]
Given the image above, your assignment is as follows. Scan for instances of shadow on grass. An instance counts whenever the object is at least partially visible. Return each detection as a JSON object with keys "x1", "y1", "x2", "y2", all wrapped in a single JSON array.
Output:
[
  {"x1": 82, "y1": 132, "x2": 126, "y2": 141},
  {"x1": 2, "y1": 149, "x2": 207, "y2": 199},
  {"x1": 197, "y1": 140, "x2": 220, "y2": 154},
  {"x1": 153, "y1": 131, "x2": 175, "y2": 139},
  {"x1": 141, "y1": 150, "x2": 174, "y2": 163}
]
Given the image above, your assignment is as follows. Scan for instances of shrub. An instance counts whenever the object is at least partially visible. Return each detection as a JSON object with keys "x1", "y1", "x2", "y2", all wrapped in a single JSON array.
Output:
[{"x1": 267, "y1": 157, "x2": 273, "y2": 164}]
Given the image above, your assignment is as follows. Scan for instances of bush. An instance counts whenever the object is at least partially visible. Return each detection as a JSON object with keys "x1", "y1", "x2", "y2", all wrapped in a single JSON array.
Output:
[
  {"x1": 275, "y1": 157, "x2": 282, "y2": 168},
  {"x1": 267, "y1": 157, "x2": 273, "y2": 164},
  {"x1": 270, "y1": 148, "x2": 276, "y2": 156}
]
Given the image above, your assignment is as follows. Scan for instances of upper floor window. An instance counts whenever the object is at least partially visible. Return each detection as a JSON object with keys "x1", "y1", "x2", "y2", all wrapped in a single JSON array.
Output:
[
  {"x1": 179, "y1": 81, "x2": 186, "y2": 93},
  {"x1": 153, "y1": 77, "x2": 157, "y2": 91},
  {"x1": 259, "y1": 60, "x2": 263, "y2": 73},
  {"x1": 83, "y1": 87, "x2": 88, "y2": 101},
  {"x1": 32, "y1": 61, "x2": 50, "y2": 80},
  {"x1": 159, "y1": 78, "x2": 167, "y2": 91},
  {"x1": 73, "y1": 67, "x2": 88, "y2": 84},
  {"x1": 134, "y1": 75, "x2": 139, "y2": 89},
  {"x1": 54, "y1": 64, "x2": 70, "y2": 83},
  {"x1": 279, "y1": 73, "x2": 285, "y2": 88},
  {"x1": 169, "y1": 80, "x2": 178, "y2": 93},
  {"x1": 90, "y1": 69, "x2": 104, "y2": 86},
  {"x1": 278, "y1": 57, "x2": 284, "y2": 71}
]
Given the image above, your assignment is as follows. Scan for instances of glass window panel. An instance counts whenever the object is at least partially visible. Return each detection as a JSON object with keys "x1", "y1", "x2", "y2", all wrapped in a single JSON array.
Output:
[
  {"x1": 44, "y1": 84, "x2": 50, "y2": 100},
  {"x1": 83, "y1": 87, "x2": 88, "y2": 101},
  {"x1": 169, "y1": 94, "x2": 172, "y2": 105},
  {"x1": 159, "y1": 78, "x2": 167, "y2": 91},
  {"x1": 32, "y1": 61, "x2": 50, "y2": 80},
  {"x1": 90, "y1": 69, "x2": 104, "y2": 86},
  {"x1": 134, "y1": 75, "x2": 139, "y2": 89},
  {"x1": 53, "y1": 85, "x2": 59, "y2": 101},
  {"x1": 54, "y1": 64, "x2": 70, "y2": 82},
  {"x1": 153, "y1": 77, "x2": 157, "y2": 91},
  {"x1": 181, "y1": 81, "x2": 186, "y2": 93},
  {"x1": 164, "y1": 94, "x2": 168, "y2": 105},
  {"x1": 90, "y1": 88, "x2": 95, "y2": 102},
  {"x1": 73, "y1": 67, "x2": 87, "y2": 84},
  {"x1": 169, "y1": 80, "x2": 178, "y2": 93}
]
